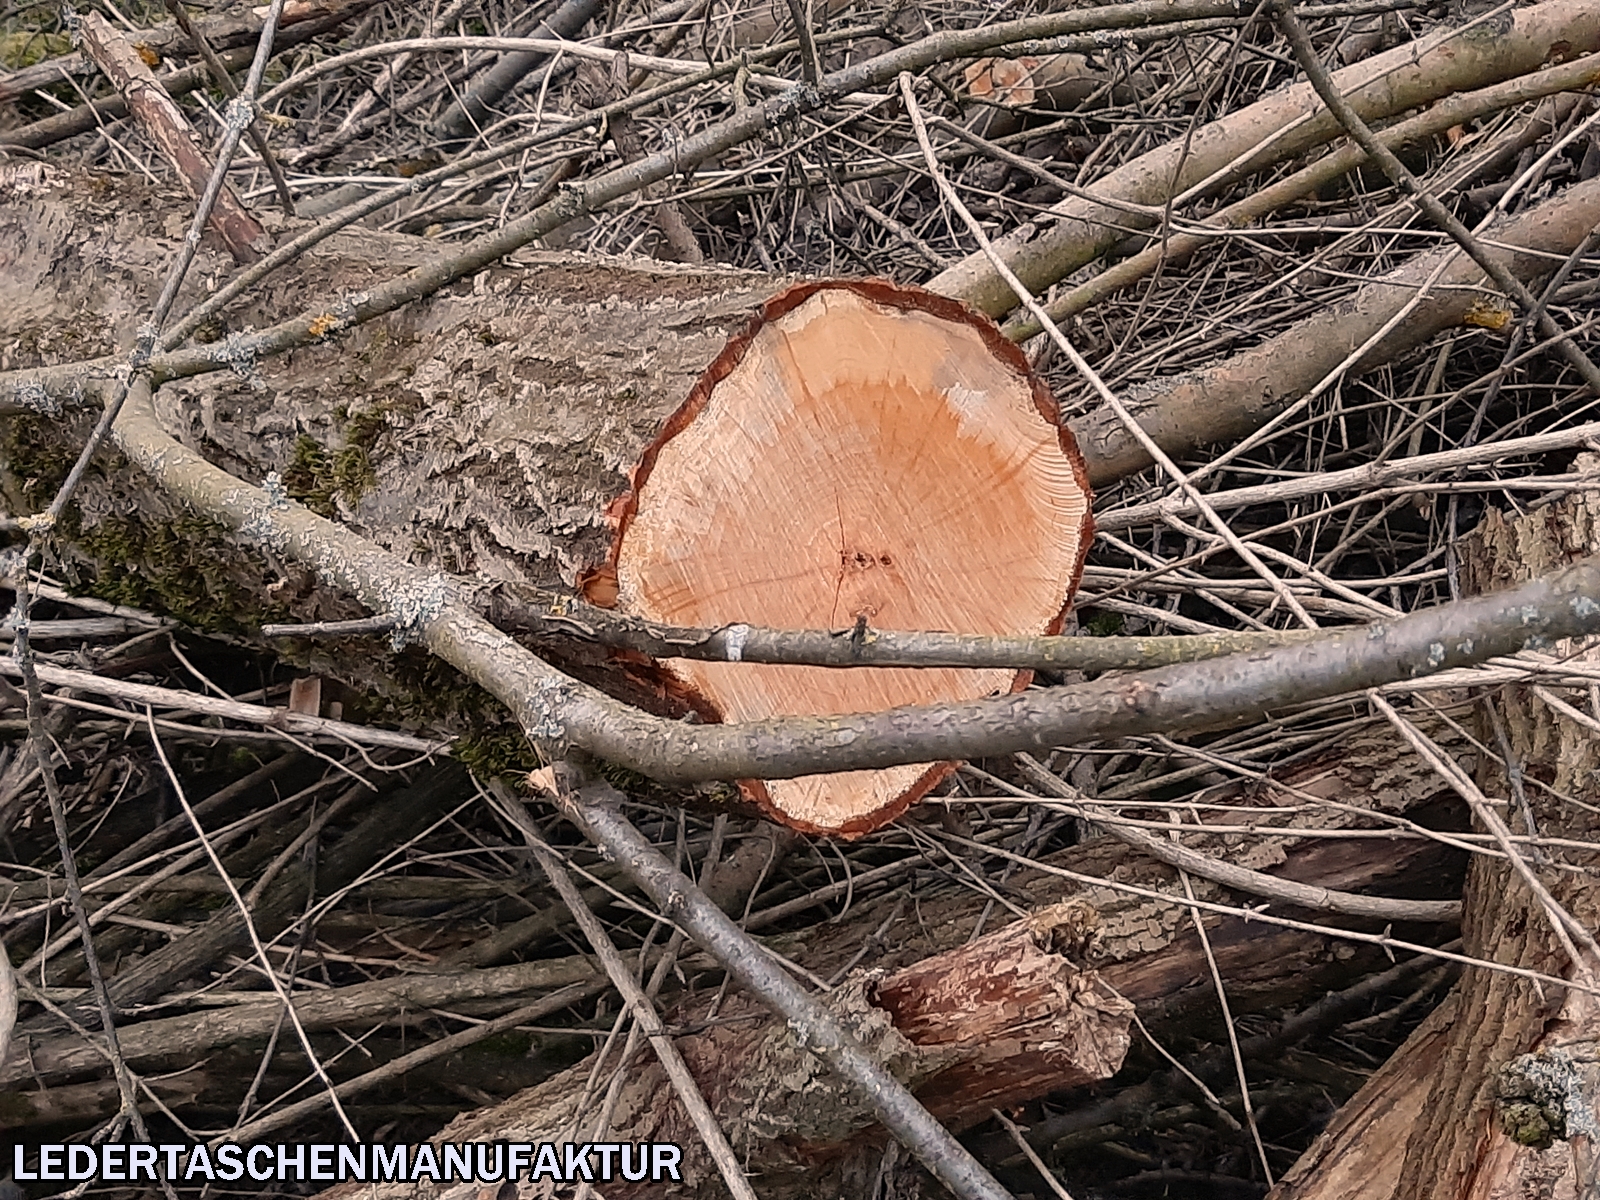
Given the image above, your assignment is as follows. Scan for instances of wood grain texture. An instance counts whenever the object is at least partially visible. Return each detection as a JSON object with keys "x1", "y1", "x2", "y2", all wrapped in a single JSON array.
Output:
[{"x1": 607, "y1": 280, "x2": 1091, "y2": 835}]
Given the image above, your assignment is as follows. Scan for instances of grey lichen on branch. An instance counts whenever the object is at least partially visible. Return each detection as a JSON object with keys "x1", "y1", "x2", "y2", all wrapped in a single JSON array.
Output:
[{"x1": 109, "y1": 374, "x2": 1600, "y2": 792}]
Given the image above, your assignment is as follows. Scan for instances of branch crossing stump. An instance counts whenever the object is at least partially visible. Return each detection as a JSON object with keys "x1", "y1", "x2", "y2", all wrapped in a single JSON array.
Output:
[{"x1": 593, "y1": 280, "x2": 1093, "y2": 836}]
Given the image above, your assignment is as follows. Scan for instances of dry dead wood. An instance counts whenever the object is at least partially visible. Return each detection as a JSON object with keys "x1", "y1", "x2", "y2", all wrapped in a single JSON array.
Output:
[
  {"x1": 929, "y1": 0, "x2": 1600, "y2": 318},
  {"x1": 75, "y1": 13, "x2": 268, "y2": 264},
  {"x1": 1267, "y1": 482, "x2": 1600, "y2": 1200},
  {"x1": 3, "y1": 725, "x2": 1464, "y2": 1152},
  {"x1": 275, "y1": 730, "x2": 1466, "y2": 1199}
]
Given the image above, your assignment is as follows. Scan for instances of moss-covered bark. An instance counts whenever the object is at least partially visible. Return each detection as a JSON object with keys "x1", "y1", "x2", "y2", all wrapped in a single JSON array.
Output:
[{"x1": 0, "y1": 167, "x2": 777, "y2": 750}]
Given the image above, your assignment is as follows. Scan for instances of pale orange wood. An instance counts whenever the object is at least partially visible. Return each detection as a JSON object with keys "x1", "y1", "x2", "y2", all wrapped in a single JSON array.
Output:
[{"x1": 605, "y1": 280, "x2": 1092, "y2": 836}]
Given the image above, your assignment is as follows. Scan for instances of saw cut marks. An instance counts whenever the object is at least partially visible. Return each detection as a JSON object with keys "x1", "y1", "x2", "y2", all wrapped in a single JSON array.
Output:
[{"x1": 609, "y1": 280, "x2": 1092, "y2": 836}]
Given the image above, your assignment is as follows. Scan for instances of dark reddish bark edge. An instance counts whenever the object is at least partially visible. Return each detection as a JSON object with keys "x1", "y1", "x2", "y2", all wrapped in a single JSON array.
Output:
[{"x1": 580, "y1": 279, "x2": 1096, "y2": 837}]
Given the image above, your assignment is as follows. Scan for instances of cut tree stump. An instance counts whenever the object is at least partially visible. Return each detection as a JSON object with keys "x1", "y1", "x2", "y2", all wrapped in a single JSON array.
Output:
[{"x1": 592, "y1": 279, "x2": 1093, "y2": 837}]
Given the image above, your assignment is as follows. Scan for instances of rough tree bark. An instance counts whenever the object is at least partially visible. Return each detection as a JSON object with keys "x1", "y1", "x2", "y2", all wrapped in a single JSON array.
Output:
[
  {"x1": 5, "y1": 164, "x2": 1597, "y2": 668},
  {"x1": 1268, "y1": 476, "x2": 1600, "y2": 1200},
  {"x1": 0, "y1": 165, "x2": 772, "y2": 599},
  {"x1": 1, "y1": 168, "x2": 1103, "y2": 787}
]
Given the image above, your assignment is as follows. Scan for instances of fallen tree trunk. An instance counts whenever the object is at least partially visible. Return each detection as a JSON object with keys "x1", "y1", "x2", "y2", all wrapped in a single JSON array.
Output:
[
  {"x1": 5, "y1": 164, "x2": 1598, "y2": 634},
  {"x1": 0, "y1": 165, "x2": 775, "y2": 603},
  {"x1": 4, "y1": 162, "x2": 1598, "y2": 835},
  {"x1": 2, "y1": 167, "x2": 1102, "y2": 833}
]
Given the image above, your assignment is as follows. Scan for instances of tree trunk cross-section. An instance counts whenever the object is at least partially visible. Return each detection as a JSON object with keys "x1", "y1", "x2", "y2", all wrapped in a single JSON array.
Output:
[{"x1": 597, "y1": 280, "x2": 1092, "y2": 836}]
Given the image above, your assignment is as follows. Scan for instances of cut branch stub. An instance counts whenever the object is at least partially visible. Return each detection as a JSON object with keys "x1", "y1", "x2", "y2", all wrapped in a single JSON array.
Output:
[{"x1": 599, "y1": 279, "x2": 1092, "y2": 836}]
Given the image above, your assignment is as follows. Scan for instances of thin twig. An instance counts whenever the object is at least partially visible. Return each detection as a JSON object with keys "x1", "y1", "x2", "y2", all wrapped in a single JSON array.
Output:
[
  {"x1": 993, "y1": 1108, "x2": 1078, "y2": 1200},
  {"x1": 492, "y1": 790, "x2": 758, "y2": 1200},
  {"x1": 944, "y1": 828, "x2": 1592, "y2": 997},
  {"x1": 1169, "y1": 819, "x2": 1274, "y2": 1186},
  {"x1": 143, "y1": 708, "x2": 362, "y2": 1141},
  {"x1": 161, "y1": 0, "x2": 296, "y2": 214},
  {"x1": 1011, "y1": 753, "x2": 1460, "y2": 922},
  {"x1": 31, "y1": 0, "x2": 292, "y2": 544},
  {"x1": 14, "y1": 621, "x2": 175, "y2": 1199},
  {"x1": 1369, "y1": 693, "x2": 1599, "y2": 978},
  {"x1": 0, "y1": 658, "x2": 448, "y2": 753},
  {"x1": 784, "y1": 0, "x2": 824, "y2": 84},
  {"x1": 1097, "y1": 421, "x2": 1600, "y2": 532},
  {"x1": 898, "y1": 72, "x2": 1320, "y2": 629},
  {"x1": 0, "y1": 937, "x2": 14, "y2": 1073},
  {"x1": 574, "y1": 811, "x2": 729, "y2": 1200},
  {"x1": 219, "y1": 982, "x2": 605, "y2": 1144},
  {"x1": 490, "y1": 587, "x2": 1326, "y2": 670}
]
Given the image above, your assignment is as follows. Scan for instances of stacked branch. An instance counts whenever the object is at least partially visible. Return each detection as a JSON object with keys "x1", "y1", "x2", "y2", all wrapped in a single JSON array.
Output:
[{"x1": 3, "y1": 0, "x2": 1600, "y2": 1192}]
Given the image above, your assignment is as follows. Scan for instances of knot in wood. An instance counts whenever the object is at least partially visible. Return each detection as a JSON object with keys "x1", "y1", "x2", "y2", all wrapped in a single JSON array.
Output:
[{"x1": 1026, "y1": 899, "x2": 1100, "y2": 966}]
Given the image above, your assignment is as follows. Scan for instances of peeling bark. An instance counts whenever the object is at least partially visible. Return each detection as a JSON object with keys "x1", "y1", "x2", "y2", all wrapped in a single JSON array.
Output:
[{"x1": 76, "y1": 13, "x2": 268, "y2": 264}]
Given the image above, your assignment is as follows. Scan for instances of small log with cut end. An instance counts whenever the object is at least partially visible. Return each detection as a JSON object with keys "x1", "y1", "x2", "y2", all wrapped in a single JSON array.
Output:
[
  {"x1": 314, "y1": 900, "x2": 1131, "y2": 1200},
  {"x1": 596, "y1": 279, "x2": 1093, "y2": 837}
]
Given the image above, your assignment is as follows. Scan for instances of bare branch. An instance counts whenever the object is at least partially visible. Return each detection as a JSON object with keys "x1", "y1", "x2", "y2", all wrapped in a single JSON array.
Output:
[
  {"x1": 110, "y1": 374, "x2": 1600, "y2": 785},
  {"x1": 1012, "y1": 753, "x2": 1461, "y2": 922},
  {"x1": 488, "y1": 586, "x2": 1323, "y2": 670},
  {"x1": 554, "y1": 773, "x2": 1018, "y2": 1200},
  {"x1": 496, "y1": 793, "x2": 759, "y2": 1200},
  {"x1": 929, "y1": 0, "x2": 1600, "y2": 316}
]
